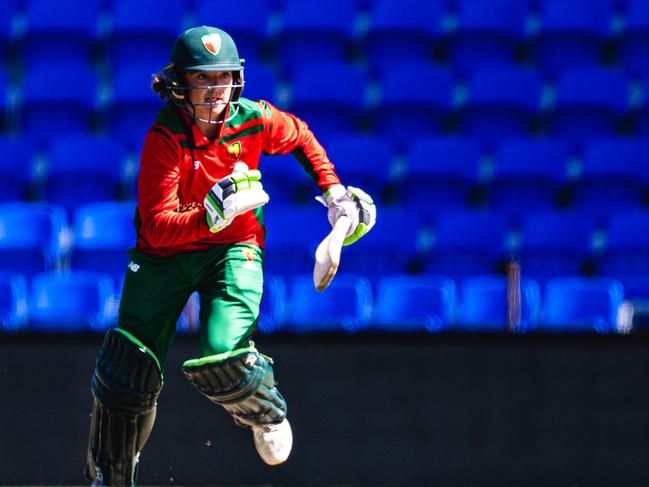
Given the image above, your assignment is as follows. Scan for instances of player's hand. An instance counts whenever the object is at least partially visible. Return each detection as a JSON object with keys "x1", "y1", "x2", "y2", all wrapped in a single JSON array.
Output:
[
  {"x1": 204, "y1": 163, "x2": 270, "y2": 233},
  {"x1": 316, "y1": 184, "x2": 376, "y2": 246}
]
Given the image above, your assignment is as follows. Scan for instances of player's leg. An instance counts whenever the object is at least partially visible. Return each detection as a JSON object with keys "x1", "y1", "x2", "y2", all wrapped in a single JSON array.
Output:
[
  {"x1": 85, "y1": 248, "x2": 193, "y2": 486},
  {"x1": 183, "y1": 243, "x2": 293, "y2": 465}
]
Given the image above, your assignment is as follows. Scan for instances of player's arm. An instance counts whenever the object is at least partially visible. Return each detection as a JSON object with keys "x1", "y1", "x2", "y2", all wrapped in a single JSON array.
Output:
[
  {"x1": 259, "y1": 100, "x2": 376, "y2": 245},
  {"x1": 136, "y1": 128, "x2": 212, "y2": 249}
]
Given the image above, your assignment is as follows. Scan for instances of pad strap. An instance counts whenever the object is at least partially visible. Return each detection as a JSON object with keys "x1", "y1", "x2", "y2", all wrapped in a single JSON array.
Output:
[{"x1": 182, "y1": 348, "x2": 287, "y2": 427}]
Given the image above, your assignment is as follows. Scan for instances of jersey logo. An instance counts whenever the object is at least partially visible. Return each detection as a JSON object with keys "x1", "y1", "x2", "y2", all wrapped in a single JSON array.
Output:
[
  {"x1": 194, "y1": 160, "x2": 201, "y2": 169},
  {"x1": 228, "y1": 141, "x2": 242, "y2": 160},
  {"x1": 201, "y1": 33, "x2": 222, "y2": 56},
  {"x1": 242, "y1": 247, "x2": 256, "y2": 262},
  {"x1": 128, "y1": 261, "x2": 140, "y2": 273}
]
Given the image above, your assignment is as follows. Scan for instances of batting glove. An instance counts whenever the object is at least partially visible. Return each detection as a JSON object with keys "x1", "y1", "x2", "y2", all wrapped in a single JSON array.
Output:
[
  {"x1": 204, "y1": 163, "x2": 270, "y2": 233},
  {"x1": 316, "y1": 184, "x2": 377, "y2": 246}
]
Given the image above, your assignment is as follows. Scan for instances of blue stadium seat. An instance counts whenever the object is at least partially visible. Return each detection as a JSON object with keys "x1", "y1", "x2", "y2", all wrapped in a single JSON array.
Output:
[
  {"x1": 634, "y1": 76, "x2": 649, "y2": 136},
  {"x1": 20, "y1": 0, "x2": 100, "y2": 66},
  {"x1": 260, "y1": 154, "x2": 315, "y2": 205},
  {"x1": 289, "y1": 62, "x2": 367, "y2": 136},
  {"x1": 176, "y1": 292, "x2": 199, "y2": 335},
  {"x1": 460, "y1": 66, "x2": 542, "y2": 148},
  {"x1": 107, "y1": 0, "x2": 185, "y2": 69},
  {"x1": 0, "y1": 137, "x2": 34, "y2": 201},
  {"x1": 321, "y1": 135, "x2": 395, "y2": 200},
  {"x1": 488, "y1": 137, "x2": 569, "y2": 219},
  {"x1": 365, "y1": 0, "x2": 443, "y2": 74},
  {"x1": 0, "y1": 272, "x2": 28, "y2": 332},
  {"x1": 20, "y1": 63, "x2": 98, "y2": 146},
  {"x1": 550, "y1": 67, "x2": 630, "y2": 149},
  {"x1": 538, "y1": 276, "x2": 624, "y2": 333},
  {"x1": 370, "y1": 275, "x2": 457, "y2": 332},
  {"x1": 28, "y1": 271, "x2": 115, "y2": 332},
  {"x1": 534, "y1": 0, "x2": 614, "y2": 77},
  {"x1": 573, "y1": 138, "x2": 647, "y2": 219},
  {"x1": 71, "y1": 202, "x2": 136, "y2": 289},
  {"x1": 241, "y1": 62, "x2": 278, "y2": 104},
  {"x1": 258, "y1": 273, "x2": 288, "y2": 334},
  {"x1": 262, "y1": 205, "x2": 330, "y2": 275},
  {"x1": 447, "y1": 0, "x2": 529, "y2": 76},
  {"x1": 423, "y1": 209, "x2": 510, "y2": 278},
  {"x1": 283, "y1": 273, "x2": 373, "y2": 333},
  {"x1": 404, "y1": 137, "x2": 482, "y2": 217},
  {"x1": 108, "y1": 64, "x2": 162, "y2": 148},
  {"x1": 277, "y1": 0, "x2": 358, "y2": 75},
  {"x1": 597, "y1": 209, "x2": 649, "y2": 299},
  {"x1": 195, "y1": 0, "x2": 269, "y2": 63},
  {"x1": 0, "y1": 66, "x2": 7, "y2": 130},
  {"x1": 0, "y1": 202, "x2": 67, "y2": 279},
  {"x1": 339, "y1": 208, "x2": 421, "y2": 279},
  {"x1": 0, "y1": 1, "x2": 13, "y2": 51},
  {"x1": 516, "y1": 210, "x2": 595, "y2": 282},
  {"x1": 374, "y1": 63, "x2": 454, "y2": 144},
  {"x1": 45, "y1": 135, "x2": 126, "y2": 213},
  {"x1": 454, "y1": 275, "x2": 541, "y2": 332},
  {"x1": 620, "y1": 0, "x2": 649, "y2": 77}
]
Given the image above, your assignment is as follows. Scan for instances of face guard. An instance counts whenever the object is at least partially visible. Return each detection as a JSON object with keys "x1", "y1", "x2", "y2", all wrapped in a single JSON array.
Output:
[
  {"x1": 163, "y1": 64, "x2": 245, "y2": 124},
  {"x1": 162, "y1": 26, "x2": 245, "y2": 124}
]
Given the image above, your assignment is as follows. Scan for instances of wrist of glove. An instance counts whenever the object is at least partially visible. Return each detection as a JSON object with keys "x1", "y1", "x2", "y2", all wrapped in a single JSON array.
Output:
[
  {"x1": 204, "y1": 164, "x2": 270, "y2": 233},
  {"x1": 316, "y1": 184, "x2": 377, "y2": 245}
]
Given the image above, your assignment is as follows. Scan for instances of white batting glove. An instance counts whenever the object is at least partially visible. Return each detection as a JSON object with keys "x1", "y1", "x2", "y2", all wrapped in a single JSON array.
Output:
[
  {"x1": 204, "y1": 163, "x2": 270, "y2": 233},
  {"x1": 316, "y1": 184, "x2": 377, "y2": 246}
]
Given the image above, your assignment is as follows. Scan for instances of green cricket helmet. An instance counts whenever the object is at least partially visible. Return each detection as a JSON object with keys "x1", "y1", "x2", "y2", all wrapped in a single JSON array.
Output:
[{"x1": 163, "y1": 26, "x2": 245, "y2": 123}]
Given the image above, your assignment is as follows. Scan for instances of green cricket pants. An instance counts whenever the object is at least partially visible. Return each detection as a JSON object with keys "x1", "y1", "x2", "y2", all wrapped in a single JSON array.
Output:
[{"x1": 117, "y1": 243, "x2": 264, "y2": 367}]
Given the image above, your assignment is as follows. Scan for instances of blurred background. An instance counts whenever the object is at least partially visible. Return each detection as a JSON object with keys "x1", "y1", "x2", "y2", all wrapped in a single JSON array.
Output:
[{"x1": 1, "y1": 0, "x2": 649, "y2": 485}]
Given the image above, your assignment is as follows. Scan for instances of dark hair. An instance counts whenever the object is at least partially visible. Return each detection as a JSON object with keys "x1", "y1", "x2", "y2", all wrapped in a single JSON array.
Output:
[{"x1": 151, "y1": 73, "x2": 168, "y2": 100}]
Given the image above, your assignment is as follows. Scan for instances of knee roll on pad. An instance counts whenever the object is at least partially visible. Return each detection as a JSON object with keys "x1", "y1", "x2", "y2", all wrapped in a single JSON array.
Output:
[
  {"x1": 86, "y1": 329, "x2": 163, "y2": 486},
  {"x1": 182, "y1": 348, "x2": 287, "y2": 427}
]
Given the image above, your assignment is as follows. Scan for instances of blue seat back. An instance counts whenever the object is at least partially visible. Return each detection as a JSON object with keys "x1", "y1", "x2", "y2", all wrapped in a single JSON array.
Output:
[
  {"x1": 535, "y1": 0, "x2": 614, "y2": 76},
  {"x1": 0, "y1": 137, "x2": 34, "y2": 201},
  {"x1": 284, "y1": 273, "x2": 373, "y2": 333},
  {"x1": 455, "y1": 275, "x2": 541, "y2": 331},
  {"x1": 0, "y1": 203, "x2": 67, "y2": 278},
  {"x1": 539, "y1": 276, "x2": 624, "y2": 333},
  {"x1": 45, "y1": 135, "x2": 125, "y2": 212},
  {"x1": 489, "y1": 137, "x2": 568, "y2": 218},
  {"x1": 258, "y1": 273, "x2": 288, "y2": 334},
  {"x1": 0, "y1": 272, "x2": 28, "y2": 331},
  {"x1": 448, "y1": 0, "x2": 529, "y2": 75},
  {"x1": 371, "y1": 275, "x2": 457, "y2": 332},
  {"x1": 29, "y1": 271, "x2": 115, "y2": 332},
  {"x1": 71, "y1": 202, "x2": 136, "y2": 287},
  {"x1": 517, "y1": 210, "x2": 595, "y2": 281}
]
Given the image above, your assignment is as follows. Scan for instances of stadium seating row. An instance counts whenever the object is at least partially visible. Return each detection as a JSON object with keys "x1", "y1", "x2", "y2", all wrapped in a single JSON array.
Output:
[
  {"x1": 2, "y1": 201, "x2": 649, "y2": 299},
  {"x1": 0, "y1": 270, "x2": 628, "y2": 335},
  {"x1": 1, "y1": 62, "x2": 649, "y2": 148},
  {"x1": 2, "y1": 132, "x2": 649, "y2": 213},
  {"x1": 2, "y1": 0, "x2": 649, "y2": 77}
]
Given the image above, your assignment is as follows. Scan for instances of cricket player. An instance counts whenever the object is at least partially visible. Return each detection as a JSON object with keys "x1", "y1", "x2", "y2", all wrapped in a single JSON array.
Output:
[{"x1": 84, "y1": 25, "x2": 376, "y2": 486}]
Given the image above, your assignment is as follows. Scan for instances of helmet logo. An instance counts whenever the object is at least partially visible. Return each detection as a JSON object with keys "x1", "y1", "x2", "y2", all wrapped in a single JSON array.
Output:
[
  {"x1": 228, "y1": 141, "x2": 242, "y2": 160},
  {"x1": 201, "y1": 33, "x2": 222, "y2": 56}
]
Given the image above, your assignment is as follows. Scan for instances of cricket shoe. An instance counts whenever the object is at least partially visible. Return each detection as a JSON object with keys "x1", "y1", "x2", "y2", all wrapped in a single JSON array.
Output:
[{"x1": 252, "y1": 418, "x2": 293, "y2": 465}]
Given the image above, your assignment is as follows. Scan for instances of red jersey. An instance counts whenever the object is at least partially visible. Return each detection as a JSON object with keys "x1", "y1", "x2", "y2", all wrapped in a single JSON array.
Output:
[{"x1": 135, "y1": 98, "x2": 341, "y2": 256}]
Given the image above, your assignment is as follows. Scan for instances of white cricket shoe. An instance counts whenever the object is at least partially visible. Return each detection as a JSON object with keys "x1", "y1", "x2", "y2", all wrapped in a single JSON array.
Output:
[{"x1": 252, "y1": 418, "x2": 293, "y2": 465}]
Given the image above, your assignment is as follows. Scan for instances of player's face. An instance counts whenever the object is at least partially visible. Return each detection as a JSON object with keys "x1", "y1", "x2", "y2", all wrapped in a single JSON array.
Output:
[{"x1": 186, "y1": 71, "x2": 233, "y2": 120}]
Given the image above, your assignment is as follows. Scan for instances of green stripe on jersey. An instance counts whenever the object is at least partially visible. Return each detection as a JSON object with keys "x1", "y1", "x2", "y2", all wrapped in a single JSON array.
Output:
[
  {"x1": 153, "y1": 103, "x2": 186, "y2": 135},
  {"x1": 291, "y1": 147, "x2": 318, "y2": 183},
  {"x1": 226, "y1": 98, "x2": 263, "y2": 128},
  {"x1": 219, "y1": 124, "x2": 264, "y2": 144}
]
